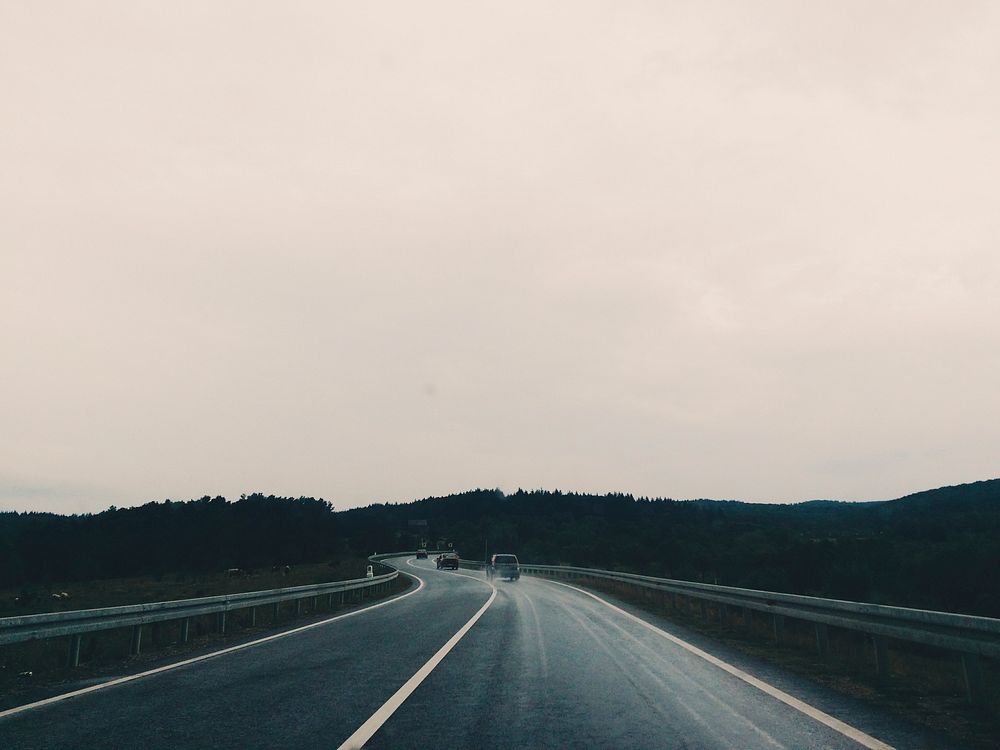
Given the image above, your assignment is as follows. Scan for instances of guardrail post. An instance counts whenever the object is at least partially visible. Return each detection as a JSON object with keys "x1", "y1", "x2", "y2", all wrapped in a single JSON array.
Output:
[
  {"x1": 328, "y1": 593, "x2": 334, "y2": 608},
  {"x1": 772, "y1": 614, "x2": 785, "y2": 643},
  {"x1": 130, "y1": 625, "x2": 142, "y2": 656},
  {"x1": 873, "y1": 636, "x2": 890, "y2": 683},
  {"x1": 67, "y1": 634, "x2": 82, "y2": 667},
  {"x1": 14, "y1": 560, "x2": 1000, "y2": 696},
  {"x1": 815, "y1": 623, "x2": 830, "y2": 659},
  {"x1": 961, "y1": 653, "x2": 984, "y2": 705}
]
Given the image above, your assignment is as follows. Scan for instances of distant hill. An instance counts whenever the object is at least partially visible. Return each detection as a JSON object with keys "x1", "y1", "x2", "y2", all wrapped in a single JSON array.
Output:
[
  {"x1": 1, "y1": 479, "x2": 998, "y2": 616},
  {"x1": 335, "y1": 479, "x2": 1000, "y2": 616},
  {"x1": 882, "y1": 477, "x2": 1000, "y2": 511}
]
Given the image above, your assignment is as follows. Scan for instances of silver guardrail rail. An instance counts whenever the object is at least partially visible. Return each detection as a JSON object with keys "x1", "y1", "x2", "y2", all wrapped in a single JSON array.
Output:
[
  {"x1": 462, "y1": 559, "x2": 999, "y2": 705},
  {"x1": 0, "y1": 551, "x2": 427, "y2": 667}
]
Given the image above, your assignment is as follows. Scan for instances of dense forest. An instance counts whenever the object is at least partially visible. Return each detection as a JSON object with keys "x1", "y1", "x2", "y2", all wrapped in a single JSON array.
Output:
[
  {"x1": 338, "y1": 480, "x2": 1000, "y2": 617},
  {"x1": 0, "y1": 494, "x2": 343, "y2": 585},
  {"x1": 2, "y1": 480, "x2": 999, "y2": 617}
]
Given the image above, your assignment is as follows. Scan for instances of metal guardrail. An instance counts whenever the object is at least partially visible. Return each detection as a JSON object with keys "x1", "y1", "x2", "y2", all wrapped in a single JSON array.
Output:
[
  {"x1": 519, "y1": 564, "x2": 1000, "y2": 658},
  {"x1": 8, "y1": 552, "x2": 993, "y2": 704},
  {"x1": 461, "y1": 559, "x2": 999, "y2": 704},
  {"x1": 0, "y1": 552, "x2": 425, "y2": 666}
]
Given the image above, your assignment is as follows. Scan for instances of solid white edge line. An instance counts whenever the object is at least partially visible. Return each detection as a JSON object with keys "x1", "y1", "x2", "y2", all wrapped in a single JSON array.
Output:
[
  {"x1": 546, "y1": 579, "x2": 895, "y2": 750},
  {"x1": 337, "y1": 563, "x2": 497, "y2": 750},
  {"x1": 0, "y1": 562, "x2": 426, "y2": 721}
]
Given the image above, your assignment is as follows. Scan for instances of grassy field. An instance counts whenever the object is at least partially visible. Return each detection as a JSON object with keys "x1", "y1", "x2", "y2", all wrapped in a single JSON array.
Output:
[
  {"x1": 0, "y1": 559, "x2": 375, "y2": 616},
  {"x1": 0, "y1": 557, "x2": 412, "y2": 701}
]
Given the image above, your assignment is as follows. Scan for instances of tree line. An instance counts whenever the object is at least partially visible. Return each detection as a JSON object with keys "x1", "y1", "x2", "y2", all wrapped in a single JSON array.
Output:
[
  {"x1": 0, "y1": 494, "x2": 343, "y2": 586},
  {"x1": 2, "y1": 480, "x2": 998, "y2": 617},
  {"x1": 336, "y1": 480, "x2": 1000, "y2": 617}
]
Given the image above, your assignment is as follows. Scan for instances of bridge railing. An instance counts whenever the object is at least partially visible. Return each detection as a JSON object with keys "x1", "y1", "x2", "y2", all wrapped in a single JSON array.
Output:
[
  {"x1": 461, "y1": 558, "x2": 998, "y2": 705},
  {"x1": 0, "y1": 553, "x2": 418, "y2": 667}
]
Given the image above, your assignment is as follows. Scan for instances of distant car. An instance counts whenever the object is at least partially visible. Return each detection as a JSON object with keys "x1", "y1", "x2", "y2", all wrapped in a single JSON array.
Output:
[
  {"x1": 488, "y1": 553, "x2": 520, "y2": 581},
  {"x1": 416, "y1": 549, "x2": 428, "y2": 559},
  {"x1": 436, "y1": 552, "x2": 459, "y2": 570}
]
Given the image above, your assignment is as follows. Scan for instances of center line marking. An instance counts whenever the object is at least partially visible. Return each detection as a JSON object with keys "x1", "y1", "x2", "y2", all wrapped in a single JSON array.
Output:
[{"x1": 337, "y1": 562, "x2": 496, "y2": 750}]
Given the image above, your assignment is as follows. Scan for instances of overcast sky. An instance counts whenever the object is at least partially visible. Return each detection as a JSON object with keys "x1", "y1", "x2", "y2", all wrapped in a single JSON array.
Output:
[{"x1": 2, "y1": 1, "x2": 999, "y2": 514}]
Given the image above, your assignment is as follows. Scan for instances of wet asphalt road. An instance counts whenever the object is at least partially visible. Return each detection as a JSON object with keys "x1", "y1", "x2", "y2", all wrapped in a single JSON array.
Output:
[{"x1": 0, "y1": 556, "x2": 965, "y2": 749}]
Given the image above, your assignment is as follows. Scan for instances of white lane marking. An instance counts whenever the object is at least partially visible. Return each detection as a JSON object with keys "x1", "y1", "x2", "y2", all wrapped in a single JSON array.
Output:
[
  {"x1": 337, "y1": 568, "x2": 497, "y2": 750},
  {"x1": 555, "y1": 591, "x2": 786, "y2": 748},
  {"x1": 405, "y1": 559, "x2": 478, "y2": 581},
  {"x1": 520, "y1": 590, "x2": 549, "y2": 678},
  {"x1": 546, "y1": 580, "x2": 895, "y2": 750},
  {"x1": 406, "y1": 558, "x2": 491, "y2": 587},
  {"x1": 0, "y1": 563, "x2": 425, "y2": 721}
]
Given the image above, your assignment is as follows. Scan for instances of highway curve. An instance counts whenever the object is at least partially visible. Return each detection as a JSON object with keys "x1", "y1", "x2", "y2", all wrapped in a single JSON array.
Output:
[{"x1": 0, "y1": 556, "x2": 965, "y2": 749}]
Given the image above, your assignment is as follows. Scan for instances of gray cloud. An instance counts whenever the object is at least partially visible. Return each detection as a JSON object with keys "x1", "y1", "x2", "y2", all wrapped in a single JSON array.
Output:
[{"x1": 2, "y1": 1, "x2": 998, "y2": 512}]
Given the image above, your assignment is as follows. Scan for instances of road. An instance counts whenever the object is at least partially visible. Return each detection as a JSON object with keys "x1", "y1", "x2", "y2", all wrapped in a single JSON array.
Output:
[{"x1": 0, "y1": 556, "x2": 963, "y2": 749}]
